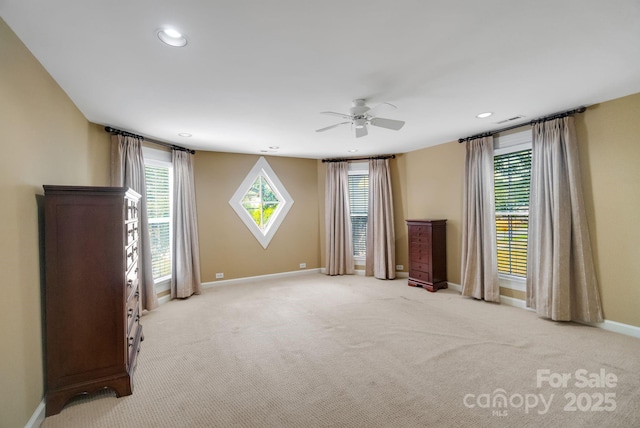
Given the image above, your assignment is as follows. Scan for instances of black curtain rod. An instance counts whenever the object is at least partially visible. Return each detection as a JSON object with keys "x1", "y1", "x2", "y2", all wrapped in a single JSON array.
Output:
[
  {"x1": 458, "y1": 106, "x2": 586, "y2": 143},
  {"x1": 104, "y1": 126, "x2": 196, "y2": 154},
  {"x1": 322, "y1": 154, "x2": 396, "y2": 163}
]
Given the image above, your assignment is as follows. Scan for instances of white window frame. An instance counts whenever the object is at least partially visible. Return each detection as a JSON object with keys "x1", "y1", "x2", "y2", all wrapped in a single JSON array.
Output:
[
  {"x1": 229, "y1": 156, "x2": 294, "y2": 249},
  {"x1": 494, "y1": 130, "x2": 532, "y2": 292},
  {"x1": 142, "y1": 145, "x2": 173, "y2": 295},
  {"x1": 348, "y1": 162, "x2": 369, "y2": 262}
]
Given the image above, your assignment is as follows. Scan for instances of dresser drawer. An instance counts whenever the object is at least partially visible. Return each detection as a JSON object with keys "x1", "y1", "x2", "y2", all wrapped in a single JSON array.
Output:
[
  {"x1": 409, "y1": 242, "x2": 428, "y2": 252},
  {"x1": 126, "y1": 242, "x2": 138, "y2": 272},
  {"x1": 409, "y1": 247, "x2": 430, "y2": 262},
  {"x1": 409, "y1": 228, "x2": 429, "y2": 243},
  {"x1": 128, "y1": 323, "x2": 143, "y2": 367},
  {"x1": 410, "y1": 261, "x2": 430, "y2": 272},
  {"x1": 409, "y1": 225, "x2": 428, "y2": 235},
  {"x1": 126, "y1": 263, "x2": 139, "y2": 296},
  {"x1": 126, "y1": 198, "x2": 138, "y2": 221},
  {"x1": 410, "y1": 269, "x2": 431, "y2": 283},
  {"x1": 126, "y1": 290, "x2": 140, "y2": 333},
  {"x1": 126, "y1": 221, "x2": 138, "y2": 246}
]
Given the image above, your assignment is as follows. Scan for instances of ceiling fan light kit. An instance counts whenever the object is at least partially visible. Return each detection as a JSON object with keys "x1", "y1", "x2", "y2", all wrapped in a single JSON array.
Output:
[{"x1": 316, "y1": 99, "x2": 405, "y2": 138}]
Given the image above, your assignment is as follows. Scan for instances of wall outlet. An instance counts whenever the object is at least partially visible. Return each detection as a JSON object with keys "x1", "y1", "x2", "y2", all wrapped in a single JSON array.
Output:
[
  {"x1": 396, "y1": 265, "x2": 404, "y2": 271},
  {"x1": 299, "y1": 263, "x2": 307, "y2": 269},
  {"x1": 215, "y1": 273, "x2": 224, "y2": 279}
]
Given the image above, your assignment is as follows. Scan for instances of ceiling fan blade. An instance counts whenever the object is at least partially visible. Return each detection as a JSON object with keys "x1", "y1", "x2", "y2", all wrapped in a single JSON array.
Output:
[
  {"x1": 316, "y1": 122, "x2": 351, "y2": 132},
  {"x1": 320, "y1": 111, "x2": 352, "y2": 120},
  {"x1": 355, "y1": 125, "x2": 368, "y2": 138},
  {"x1": 367, "y1": 102, "x2": 397, "y2": 117},
  {"x1": 370, "y1": 117, "x2": 405, "y2": 131}
]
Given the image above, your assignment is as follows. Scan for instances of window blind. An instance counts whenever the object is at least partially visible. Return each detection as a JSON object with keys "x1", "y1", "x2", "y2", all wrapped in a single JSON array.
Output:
[
  {"x1": 494, "y1": 149, "x2": 531, "y2": 277},
  {"x1": 145, "y1": 165, "x2": 171, "y2": 280},
  {"x1": 348, "y1": 174, "x2": 368, "y2": 257}
]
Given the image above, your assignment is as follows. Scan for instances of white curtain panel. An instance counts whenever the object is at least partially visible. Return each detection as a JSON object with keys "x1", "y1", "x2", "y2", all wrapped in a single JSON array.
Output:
[
  {"x1": 460, "y1": 136, "x2": 500, "y2": 302},
  {"x1": 110, "y1": 134, "x2": 159, "y2": 311},
  {"x1": 526, "y1": 117, "x2": 603, "y2": 322},
  {"x1": 365, "y1": 159, "x2": 396, "y2": 279},
  {"x1": 171, "y1": 150, "x2": 202, "y2": 299},
  {"x1": 325, "y1": 162, "x2": 354, "y2": 275}
]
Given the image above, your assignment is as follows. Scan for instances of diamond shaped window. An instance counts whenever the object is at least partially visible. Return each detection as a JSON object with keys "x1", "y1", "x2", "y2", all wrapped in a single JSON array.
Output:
[
  {"x1": 242, "y1": 176, "x2": 280, "y2": 230},
  {"x1": 230, "y1": 157, "x2": 293, "y2": 248}
]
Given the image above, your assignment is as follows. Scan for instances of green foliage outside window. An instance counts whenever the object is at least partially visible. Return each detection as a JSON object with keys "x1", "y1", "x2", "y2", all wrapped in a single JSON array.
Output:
[{"x1": 242, "y1": 175, "x2": 280, "y2": 230}]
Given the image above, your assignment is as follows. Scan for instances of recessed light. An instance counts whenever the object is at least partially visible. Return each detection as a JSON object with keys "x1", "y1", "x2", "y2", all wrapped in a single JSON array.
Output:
[
  {"x1": 348, "y1": 149, "x2": 358, "y2": 153},
  {"x1": 476, "y1": 112, "x2": 493, "y2": 119},
  {"x1": 269, "y1": 146, "x2": 279, "y2": 150},
  {"x1": 157, "y1": 28, "x2": 188, "y2": 47},
  {"x1": 178, "y1": 132, "x2": 192, "y2": 137}
]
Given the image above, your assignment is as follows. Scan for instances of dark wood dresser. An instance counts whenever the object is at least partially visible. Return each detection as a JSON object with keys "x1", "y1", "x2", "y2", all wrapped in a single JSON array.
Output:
[
  {"x1": 406, "y1": 219, "x2": 447, "y2": 292},
  {"x1": 43, "y1": 186, "x2": 143, "y2": 416}
]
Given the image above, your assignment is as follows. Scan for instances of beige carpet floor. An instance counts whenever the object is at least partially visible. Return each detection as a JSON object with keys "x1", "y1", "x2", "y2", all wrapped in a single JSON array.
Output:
[{"x1": 42, "y1": 274, "x2": 640, "y2": 427}]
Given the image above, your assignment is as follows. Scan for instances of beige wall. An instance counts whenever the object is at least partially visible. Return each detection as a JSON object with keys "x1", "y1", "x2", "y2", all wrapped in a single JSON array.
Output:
[
  {"x1": 194, "y1": 152, "x2": 320, "y2": 282},
  {"x1": 575, "y1": 93, "x2": 640, "y2": 326},
  {"x1": 401, "y1": 93, "x2": 640, "y2": 327},
  {"x1": 404, "y1": 142, "x2": 466, "y2": 284},
  {"x1": 0, "y1": 19, "x2": 111, "y2": 427}
]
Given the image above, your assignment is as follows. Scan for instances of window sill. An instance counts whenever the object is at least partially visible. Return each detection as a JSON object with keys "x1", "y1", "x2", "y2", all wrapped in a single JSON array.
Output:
[
  {"x1": 498, "y1": 274, "x2": 526, "y2": 292},
  {"x1": 154, "y1": 277, "x2": 171, "y2": 294}
]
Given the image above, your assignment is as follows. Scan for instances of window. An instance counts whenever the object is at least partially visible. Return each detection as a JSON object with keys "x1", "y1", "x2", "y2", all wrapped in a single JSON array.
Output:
[
  {"x1": 143, "y1": 147, "x2": 173, "y2": 283},
  {"x1": 348, "y1": 162, "x2": 369, "y2": 258},
  {"x1": 494, "y1": 131, "x2": 532, "y2": 281},
  {"x1": 241, "y1": 175, "x2": 281, "y2": 231},
  {"x1": 229, "y1": 157, "x2": 293, "y2": 249}
]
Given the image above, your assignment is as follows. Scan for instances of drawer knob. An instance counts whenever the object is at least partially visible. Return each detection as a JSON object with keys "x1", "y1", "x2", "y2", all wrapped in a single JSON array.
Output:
[{"x1": 128, "y1": 308, "x2": 133, "y2": 318}]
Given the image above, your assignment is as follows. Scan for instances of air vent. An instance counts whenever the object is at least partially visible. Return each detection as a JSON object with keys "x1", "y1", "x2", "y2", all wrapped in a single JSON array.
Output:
[{"x1": 495, "y1": 115, "x2": 525, "y2": 124}]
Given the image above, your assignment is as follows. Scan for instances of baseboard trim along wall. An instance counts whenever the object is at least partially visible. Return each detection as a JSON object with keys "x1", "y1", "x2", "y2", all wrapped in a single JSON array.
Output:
[
  {"x1": 447, "y1": 282, "x2": 640, "y2": 339},
  {"x1": 201, "y1": 268, "x2": 321, "y2": 288},
  {"x1": 319, "y1": 268, "x2": 409, "y2": 278},
  {"x1": 25, "y1": 399, "x2": 45, "y2": 428}
]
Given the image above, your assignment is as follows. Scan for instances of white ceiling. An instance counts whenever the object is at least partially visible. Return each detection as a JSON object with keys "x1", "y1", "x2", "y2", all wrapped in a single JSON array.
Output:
[{"x1": 2, "y1": 0, "x2": 640, "y2": 159}]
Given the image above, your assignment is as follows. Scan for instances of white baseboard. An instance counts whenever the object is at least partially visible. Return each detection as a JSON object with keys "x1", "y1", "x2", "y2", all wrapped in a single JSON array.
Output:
[
  {"x1": 496, "y1": 293, "x2": 640, "y2": 337},
  {"x1": 449, "y1": 281, "x2": 640, "y2": 338},
  {"x1": 499, "y1": 294, "x2": 535, "y2": 310},
  {"x1": 319, "y1": 267, "x2": 408, "y2": 278},
  {"x1": 447, "y1": 282, "x2": 461, "y2": 292},
  {"x1": 202, "y1": 268, "x2": 321, "y2": 288},
  {"x1": 581, "y1": 319, "x2": 640, "y2": 339},
  {"x1": 25, "y1": 399, "x2": 45, "y2": 428}
]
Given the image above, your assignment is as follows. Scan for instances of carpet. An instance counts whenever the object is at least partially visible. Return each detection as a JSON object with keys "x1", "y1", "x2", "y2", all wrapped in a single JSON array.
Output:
[{"x1": 42, "y1": 274, "x2": 640, "y2": 427}]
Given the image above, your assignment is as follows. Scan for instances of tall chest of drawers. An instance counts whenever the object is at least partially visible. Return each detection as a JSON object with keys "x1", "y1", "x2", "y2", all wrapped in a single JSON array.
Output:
[
  {"x1": 43, "y1": 186, "x2": 143, "y2": 416},
  {"x1": 406, "y1": 219, "x2": 447, "y2": 292}
]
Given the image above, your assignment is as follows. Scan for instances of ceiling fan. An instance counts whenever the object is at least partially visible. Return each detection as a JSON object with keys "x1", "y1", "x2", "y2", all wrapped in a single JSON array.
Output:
[{"x1": 315, "y1": 99, "x2": 405, "y2": 138}]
